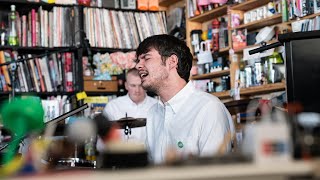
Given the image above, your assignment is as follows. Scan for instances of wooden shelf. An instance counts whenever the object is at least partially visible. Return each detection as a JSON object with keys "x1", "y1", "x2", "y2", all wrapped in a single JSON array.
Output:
[
  {"x1": 189, "y1": 5, "x2": 228, "y2": 23},
  {"x1": 210, "y1": 90, "x2": 231, "y2": 99},
  {"x1": 90, "y1": 47, "x2": 135, "y2": 53},
  {"x1": 191, "y1": 69, "x2": 230, "y2": 80},
  {"x1": 209, "y1": 82, "x2": 285, "y2": 99},
  {"x1": 240, "y1": 82, "x2": 286, "y2": 96},
  {"x1": 0, "y1": 91, "x2": 75, "y2": 96},
  {"x1": 0, "y1": 0, "x2": 75, "y2": 8},
  {"x1": 159, "y1": 0, "x2": 182, "y2": 7},
  {"x1": 284, "y1": 12, "x2": 320, "y2": 25},
  {"x1": 0, "y1": 46, "x2": 77, "y2": 52},
  {"x1": 232, "y1": 14, "x2": 282, "y2": 31},
  {"x1": 230, "y1": 0, "x2": 270, "y2": 11},
  {"x1": 193, "y1": 47, "x2": 230, "y2": 60}
]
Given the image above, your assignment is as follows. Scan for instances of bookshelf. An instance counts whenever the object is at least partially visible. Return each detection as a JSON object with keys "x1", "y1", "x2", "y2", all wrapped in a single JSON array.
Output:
[
  {"x1": 186, "y1": 1, "x2": 232, "y2": 99},
  {"x1": 183, "y1": 0, "x2": 311, "y2": 116},
  {"x1": 0, "y1": 1, "x2": 168, "y2": 121}
]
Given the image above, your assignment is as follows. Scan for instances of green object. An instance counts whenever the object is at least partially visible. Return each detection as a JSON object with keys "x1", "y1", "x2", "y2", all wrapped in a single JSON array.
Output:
[
  {"x1": 177, "y1": 141, "x2": 184, "y2": 148},
  {"x1": 0, "y1": 97, "x2": 44, "y2": 164},
  {"x1": 270, "y1": 52, "x2": 284, "y2": 64}
]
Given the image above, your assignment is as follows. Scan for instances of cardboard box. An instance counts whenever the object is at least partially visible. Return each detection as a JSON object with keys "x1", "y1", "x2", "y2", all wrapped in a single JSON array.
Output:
[{"x1": 83, "y1": 76, "x2": 118, "y2": 92}]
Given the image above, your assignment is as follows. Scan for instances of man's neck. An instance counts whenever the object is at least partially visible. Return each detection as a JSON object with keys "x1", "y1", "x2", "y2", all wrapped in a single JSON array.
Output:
[
  {"x1": 158, "y1": 78, "x2": 187, "y2": 103},
  {"x1": 130, "y1": 95, "x2": 146, "y2": 105}
]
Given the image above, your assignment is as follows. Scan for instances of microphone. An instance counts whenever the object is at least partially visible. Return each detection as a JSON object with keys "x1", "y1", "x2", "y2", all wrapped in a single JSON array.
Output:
[
  {"x1": 82, "y1": 33, "x2": 96, "y2": 70},
  {"x1": 66, "y1": 117, "x2": 96, "y2": 143}
]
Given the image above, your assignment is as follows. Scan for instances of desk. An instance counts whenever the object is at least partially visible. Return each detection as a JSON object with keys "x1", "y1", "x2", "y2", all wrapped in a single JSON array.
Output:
[{"x1": 11, "y1": 160, "x2": 319, "y2": 180}]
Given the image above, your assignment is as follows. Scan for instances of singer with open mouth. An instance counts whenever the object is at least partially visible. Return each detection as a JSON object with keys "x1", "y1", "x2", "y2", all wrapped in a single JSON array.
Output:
[{"x1": 135, "y1": 34, "x2": 235, "y2": 164}]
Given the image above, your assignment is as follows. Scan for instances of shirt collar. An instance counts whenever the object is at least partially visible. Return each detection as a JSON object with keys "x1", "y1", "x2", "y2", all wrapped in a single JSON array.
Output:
[
  {"x1": 126, "y1": 94, "x2": 148, "y2": 106},
  {"x1": 165, "y1": 81, "x2": 195, "y2": 114}
]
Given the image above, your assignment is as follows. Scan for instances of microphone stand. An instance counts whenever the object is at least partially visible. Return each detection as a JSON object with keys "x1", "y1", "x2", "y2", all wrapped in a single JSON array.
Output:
[
  {"x1": 0, "y1": 48, "x2": 76, "y2": 155},
  {"x1": 249, "y1": 41, "x2": 283, "y2": 55},
  {"x1": 0, "y1": 103, "x2": 89, "y2": 152}
]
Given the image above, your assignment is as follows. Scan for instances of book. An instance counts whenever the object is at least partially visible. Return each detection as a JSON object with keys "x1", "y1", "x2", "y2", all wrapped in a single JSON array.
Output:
[
  {"x1": 0, "y1": 51, "x2": 12, "y2": 91},
  {"x1": 42, "y1": 99, "x2": 60, "y2": 123}
]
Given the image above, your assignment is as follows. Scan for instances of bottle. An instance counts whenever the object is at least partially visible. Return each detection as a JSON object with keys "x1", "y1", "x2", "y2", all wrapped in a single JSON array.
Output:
[
  {"x1": 219, "y1": 17, "x2": 228, "y2": 49},
  {"x1": 85, "y1": 136, "x2": 96, "y2": 161},
  {"x1": 211, "y1": 18, "x2": 220, "y2": 52},
  {"x1": 190, "y1": 30, "x2": 202, "y2": 55},
  {"x1": 8, "y1": 5, "x2": 18, "y2": 46},
  {"x1": 0, "y1": 22, "x2": 7, "y2": 46}
]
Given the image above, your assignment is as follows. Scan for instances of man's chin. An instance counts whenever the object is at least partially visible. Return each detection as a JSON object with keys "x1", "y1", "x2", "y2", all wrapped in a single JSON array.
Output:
[{"x1": 142, "y1": 84, "x2": 157, "y2": 94}]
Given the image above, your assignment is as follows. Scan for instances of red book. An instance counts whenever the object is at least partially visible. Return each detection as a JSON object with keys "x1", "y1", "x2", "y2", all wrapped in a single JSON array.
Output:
[
  {"x1": 64, "y1": 52, "x2": 73, "y2": 92},
  {"x1": 31, "y1": 9, "x2": 36, "y2": 47}
]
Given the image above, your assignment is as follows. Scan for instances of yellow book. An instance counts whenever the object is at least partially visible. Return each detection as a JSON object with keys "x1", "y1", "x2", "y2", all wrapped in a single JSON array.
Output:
[{"x1": 0, "y1": 51, "x2": 11, "y2": 91}]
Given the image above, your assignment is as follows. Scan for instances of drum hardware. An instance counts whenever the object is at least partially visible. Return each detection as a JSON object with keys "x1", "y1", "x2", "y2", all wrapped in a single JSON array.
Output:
[{"x1": 113, "y1": 116, "x2": 146, "y2": 141}]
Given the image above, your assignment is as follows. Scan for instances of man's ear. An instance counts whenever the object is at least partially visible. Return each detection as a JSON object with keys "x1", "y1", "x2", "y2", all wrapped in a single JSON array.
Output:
[
  {"x1": 124, "y1": 81, "x2": 129, "y2": 91},
  {"x1": 167, "y1": 54, "x2": 178, "y2": 69}
]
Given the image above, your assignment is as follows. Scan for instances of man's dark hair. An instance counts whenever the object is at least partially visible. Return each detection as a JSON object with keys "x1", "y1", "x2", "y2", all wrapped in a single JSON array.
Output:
[{"x1": 136, "y1": 34, "x2": 193, "y2": 82}]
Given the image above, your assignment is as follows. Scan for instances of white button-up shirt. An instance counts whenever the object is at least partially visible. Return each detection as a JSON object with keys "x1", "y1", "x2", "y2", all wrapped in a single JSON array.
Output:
[
  {"x1": 103, "y1": 94, "x2": 157, "y2": 143},
  {"x1": 146, "y1": 81, "x2": 235, "y2": 164}
]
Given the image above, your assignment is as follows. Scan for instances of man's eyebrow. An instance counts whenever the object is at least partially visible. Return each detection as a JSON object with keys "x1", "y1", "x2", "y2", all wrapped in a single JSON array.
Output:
[
  {"x1": 140, "y1": 54, "x2": 147, "y2": 59},
  {"x1": 144, "y1": 53, "x2": 152, "y2": 57}
]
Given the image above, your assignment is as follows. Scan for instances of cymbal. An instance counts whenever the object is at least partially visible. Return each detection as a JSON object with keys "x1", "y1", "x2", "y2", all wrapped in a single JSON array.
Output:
[{"x1": 113, "y1": 117, "x2": 146, "y2": 129}]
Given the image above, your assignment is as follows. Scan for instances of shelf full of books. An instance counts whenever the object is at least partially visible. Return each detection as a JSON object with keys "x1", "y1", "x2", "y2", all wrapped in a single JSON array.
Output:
[
  {"x1": 0, "y1": 4, "x2": 79, "y2": 48},
  {"x1": 0, "y1": 50, "x2": 77, "y2": 93},
  {"x1": 83, "y1": 7, "x2": 167, "y2": 49}
]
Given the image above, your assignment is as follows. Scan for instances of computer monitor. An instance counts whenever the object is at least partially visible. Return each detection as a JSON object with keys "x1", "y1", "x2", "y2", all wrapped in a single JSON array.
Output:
[{"x1": 281, "y1": 31, "x2": 320, "y2": 113}]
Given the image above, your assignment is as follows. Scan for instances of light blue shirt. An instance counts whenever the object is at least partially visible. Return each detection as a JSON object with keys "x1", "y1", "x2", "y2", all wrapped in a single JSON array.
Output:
[{"x1": 146, "y1": 81, "x2": 235, "y2": 164}]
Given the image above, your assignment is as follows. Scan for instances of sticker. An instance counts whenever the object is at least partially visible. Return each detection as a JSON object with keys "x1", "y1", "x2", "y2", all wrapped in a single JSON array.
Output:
[
  {"x1": 177, "y1": 141, "x2": 184, "y2": 148},
  {"x1": 76, "y1": 91, "x2": 87, "y2": 100}
]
